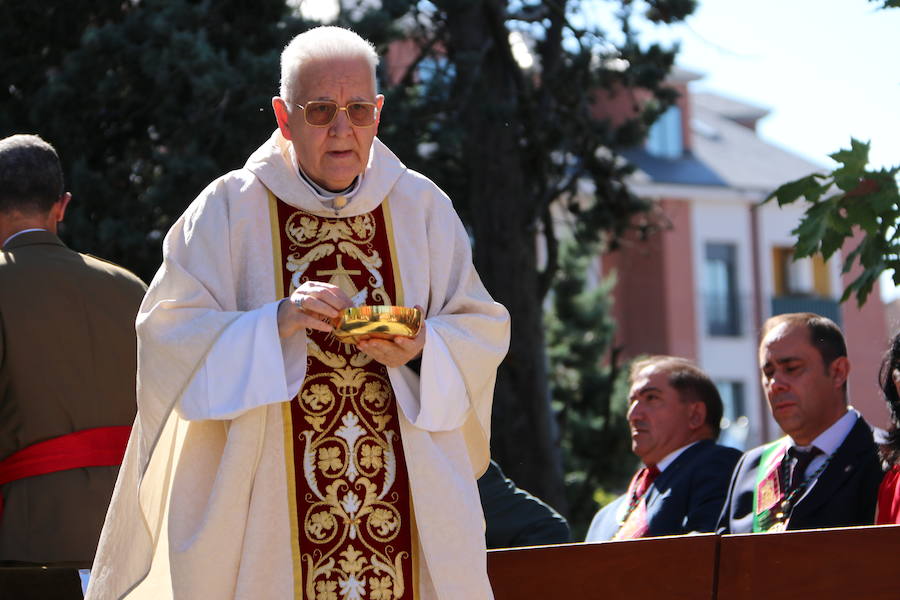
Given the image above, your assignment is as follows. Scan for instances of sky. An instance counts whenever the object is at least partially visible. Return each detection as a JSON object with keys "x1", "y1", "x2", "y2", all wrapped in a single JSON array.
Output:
[
  {"x1": 635, "y1": 0, "x2": 900, "y2": 170},
  {"x1": 301, "y1": 0, "x2": 900, "y2": 295},
  {"x1": 625, "y1": 0, "x2": 900, "y2": 298}
]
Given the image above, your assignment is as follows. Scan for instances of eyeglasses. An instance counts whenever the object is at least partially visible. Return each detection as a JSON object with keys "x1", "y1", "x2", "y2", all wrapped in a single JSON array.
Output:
[{"x1": 293, "y1": 100, "x2": 379, "y2": 127}]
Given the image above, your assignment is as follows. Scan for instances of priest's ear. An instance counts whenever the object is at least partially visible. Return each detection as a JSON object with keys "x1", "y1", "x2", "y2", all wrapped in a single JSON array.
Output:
[{"x1": 272, "y1": 97, "x2": 294, "y2": 141}]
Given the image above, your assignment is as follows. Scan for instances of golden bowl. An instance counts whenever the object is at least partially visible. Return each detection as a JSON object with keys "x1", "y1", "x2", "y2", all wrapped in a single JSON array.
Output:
[{"x1": 331, "y1": 305, "x2": 423, "y2": 343}]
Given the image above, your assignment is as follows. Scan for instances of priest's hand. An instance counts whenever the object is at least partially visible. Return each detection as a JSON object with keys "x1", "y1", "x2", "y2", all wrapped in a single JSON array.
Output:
[
  {"x1": 278, "y1": 281, "x2": 351, "y2": 338},
  {"x1": 357, "y1": 308, "x2": 426, "y2": 368}
]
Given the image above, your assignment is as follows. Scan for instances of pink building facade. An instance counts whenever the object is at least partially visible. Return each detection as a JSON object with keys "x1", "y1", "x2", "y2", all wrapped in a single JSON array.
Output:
[{"x1": 600, "y1": 72, "x2": 890, "y2": 448}]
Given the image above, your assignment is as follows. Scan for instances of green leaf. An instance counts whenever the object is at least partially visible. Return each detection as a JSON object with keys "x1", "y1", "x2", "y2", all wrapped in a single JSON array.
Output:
[
  {"x1": 842, "y1": 243, "x2": 864, "y2": 274},
  {"x1": 820, "y1": 226, "x2": 848, "y2": 260},
  {"x1": 767, "y1": 174, "x2": 826, "y2": 206},
  {"x1": 829, "y1": 138, "x2": 870, "y2": 172},
  {"x1": 841, "y1": 265, "x2": 882, "y2": 306},
  {"x1": 790, "y1": 200, "x2": 834, "y2": 257},
  {"x1": 843, "y1": 200, "x2": 879, "y2": 234},
  {"x1": 834, "y1": 172, "x2": 863, "y2": 192}
]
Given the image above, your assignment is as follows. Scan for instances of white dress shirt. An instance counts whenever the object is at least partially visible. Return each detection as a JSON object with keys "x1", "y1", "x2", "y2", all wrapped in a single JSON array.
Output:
[{"x1": 791, "y1": 407, "x2": 859, "y2": 481}]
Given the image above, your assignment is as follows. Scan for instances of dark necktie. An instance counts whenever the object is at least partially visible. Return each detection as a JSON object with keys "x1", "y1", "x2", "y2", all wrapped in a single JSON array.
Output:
[
  {"x1": 632, "y1": 464, "x2": 661, "y2": 499},
  {"x1": 787, "y1": 446, "x2": 822, "y2": 493}
]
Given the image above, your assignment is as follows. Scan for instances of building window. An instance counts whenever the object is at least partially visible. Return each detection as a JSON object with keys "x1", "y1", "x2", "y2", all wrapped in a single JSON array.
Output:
[
  {"x1": 646, "y1": 105, "x2": 683, "y2": 159},
  {"x1": 770, "y1": 246, "x2": 841, "y2": 325},
  {"x1": 704, "y1": 243, "x2": 740, "y2": 336},
  {"x1": 716, "y1": 380, "x2": 749, "y2": 450},
  {"x1": 772, "y1": 246, "x2": 830, "y2": 296}
]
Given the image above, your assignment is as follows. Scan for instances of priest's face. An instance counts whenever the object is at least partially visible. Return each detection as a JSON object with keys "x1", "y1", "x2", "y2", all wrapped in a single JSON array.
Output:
[
  {"x1": 626, "y1": 364, "x2": 706, "y2": 467},
  {"x1": 275, "y1": 56, "x2": 383, "y2": 192}
]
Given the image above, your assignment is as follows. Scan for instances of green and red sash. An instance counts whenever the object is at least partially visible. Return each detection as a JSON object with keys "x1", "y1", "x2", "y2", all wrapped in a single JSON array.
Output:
[{"x1": 753, "y1": 438, "x2": 789, "y2": 532}]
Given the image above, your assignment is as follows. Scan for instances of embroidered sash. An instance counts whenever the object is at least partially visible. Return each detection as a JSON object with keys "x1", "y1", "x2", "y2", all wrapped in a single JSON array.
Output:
[
  {"x1": 753, "y1": 438, "x2": 789, "y2": 532},
  {"x1": 270, "y1": 192, "x2": 415, "y2": 600}
]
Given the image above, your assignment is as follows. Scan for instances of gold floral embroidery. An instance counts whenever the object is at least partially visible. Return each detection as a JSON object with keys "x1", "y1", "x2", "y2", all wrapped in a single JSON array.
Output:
[
  {"x1": 306, "y1": 511, "x2": 336, "y2": 540},
  {"x1": 317, "y1": 446, "x2": 343, "y2": 473},
  {"x1": 349, "y1": 215, "x2": 375, "y2": 239},
  {"x1": 361, "y1": 382, "x2": 389, "y2": 411},
  {"x1": 360, "y1": 444, "x2": 383, "y2": 470},
  {"x1": 302, "y1": 384, "x2": 335, "y2": 412},
  {"x1": 307, "y1": 339, "x2": 348, "y2": 369},
  {"x1": 304, "y1": 415, "x2": 326, "y2": 432},
  {"x1": 319, "y1": 220, "x2": 354, "y2": 243},
  {"x1": 369, "y1": 507, "x2": 400, "y2": 538},
  {"x1": 286, "y1": 212, "x2": 377, "y2": 247},
  {"x1": 339, "y1": 545, "x2": 367, "y2": 575},
  {"x1": 370, "y1": 576, "x2": 394, "y2": 600},
  {"x1": 315, "y1": 580, "x2": 338, "y2": 600},
  {"x1": 285, "y1": 206, "x2": 410, "y2": 599},
  {"x1": 372, "y1": 415, "x2": 392, "y2": 432},
  {"x1": 288, "y1": 215, "x2": 319, "y2": 243},
  {"x1": 330, "y1": 366, "x2": 369, "y2": 400}
]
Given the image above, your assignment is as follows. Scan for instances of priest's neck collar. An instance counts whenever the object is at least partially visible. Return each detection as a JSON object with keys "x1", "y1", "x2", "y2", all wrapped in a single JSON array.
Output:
[{"x1": 291, "y1": 149, "x2": 362, "y2": 214}]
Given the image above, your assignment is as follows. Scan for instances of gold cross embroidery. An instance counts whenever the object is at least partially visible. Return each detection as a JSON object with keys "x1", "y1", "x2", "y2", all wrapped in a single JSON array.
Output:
[{"x1": 317, "y1": 255, "x2": 362, "y2": 298}]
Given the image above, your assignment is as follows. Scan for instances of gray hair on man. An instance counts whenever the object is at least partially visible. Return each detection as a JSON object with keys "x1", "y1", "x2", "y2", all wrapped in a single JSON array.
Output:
[
  {"x1": 0, "y1": 134, "x2": 64, "y2": 214},
  {"x1": 279, "y1": 26, "x2": 380, "y2": 102}
]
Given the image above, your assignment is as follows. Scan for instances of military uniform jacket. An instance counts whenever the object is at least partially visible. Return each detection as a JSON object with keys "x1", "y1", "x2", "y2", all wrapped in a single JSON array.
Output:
[{"x1": 0, "y1": 231, "x2": 146, "y2": 563}]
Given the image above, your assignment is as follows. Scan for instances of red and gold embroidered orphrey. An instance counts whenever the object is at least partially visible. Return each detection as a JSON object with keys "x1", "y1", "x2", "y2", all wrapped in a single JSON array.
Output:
[{"x1": 273, "y1": 196, "x2": 415, "y2": 600}]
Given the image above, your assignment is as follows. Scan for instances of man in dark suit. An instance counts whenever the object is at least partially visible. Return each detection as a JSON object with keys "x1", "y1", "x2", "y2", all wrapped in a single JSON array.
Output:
[
  {"x1": 717, "y1": 312, "x2": 883, "y2": 534},
  {"x1": 0, "y1": 134, "x2": 147, "y2": 570},
  {"x1": 585, "y1": 356, "x2": 741, "y2": 541}
]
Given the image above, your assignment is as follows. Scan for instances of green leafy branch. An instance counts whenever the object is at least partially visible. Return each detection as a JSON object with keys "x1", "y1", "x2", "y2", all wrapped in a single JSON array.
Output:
[{"x1": 766, "y1": 138, "x2": 900, "y2": 306}]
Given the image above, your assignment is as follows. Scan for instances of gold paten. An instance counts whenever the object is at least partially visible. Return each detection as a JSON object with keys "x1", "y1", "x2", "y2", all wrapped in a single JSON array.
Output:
[{"x1": 331, "y1": 305, "x2": 423, "y2": 344}]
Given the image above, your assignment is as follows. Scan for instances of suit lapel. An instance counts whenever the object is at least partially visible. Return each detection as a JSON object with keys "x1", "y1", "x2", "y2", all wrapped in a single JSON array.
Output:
[
  {"x1": 791, "y1": 417, "x2": 873, "y2": 519},
  {"x1": 645, "y1": 440, "x2": 712, "y2": 511}
]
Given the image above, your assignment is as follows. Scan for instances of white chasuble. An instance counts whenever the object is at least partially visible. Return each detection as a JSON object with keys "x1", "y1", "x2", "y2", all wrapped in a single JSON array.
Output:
[{"x1": 86, "y1": 131, "x2": 509, "y2": 600}]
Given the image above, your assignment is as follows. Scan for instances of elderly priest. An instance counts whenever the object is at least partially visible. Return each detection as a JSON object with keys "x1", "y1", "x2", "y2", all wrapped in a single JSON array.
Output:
[{"x1": 87, "y1": 26, "x2": 510, "y2": 600}]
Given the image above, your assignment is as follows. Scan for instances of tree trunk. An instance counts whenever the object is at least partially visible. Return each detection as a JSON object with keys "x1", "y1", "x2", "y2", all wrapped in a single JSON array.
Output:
[{"x1": 444, "y1": 0, "x2": 567, "y2": 512}]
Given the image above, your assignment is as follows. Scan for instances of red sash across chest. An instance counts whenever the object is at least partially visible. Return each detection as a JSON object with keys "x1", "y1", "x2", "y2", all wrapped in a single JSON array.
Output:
[{"x1": 272, "y1": 196, "x2": 415, "y2": 600}]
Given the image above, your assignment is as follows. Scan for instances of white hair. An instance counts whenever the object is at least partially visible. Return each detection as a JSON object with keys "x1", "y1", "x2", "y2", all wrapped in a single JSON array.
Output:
[{"x1": 279, "y1": 26, "x2": 379, "y2": 102}]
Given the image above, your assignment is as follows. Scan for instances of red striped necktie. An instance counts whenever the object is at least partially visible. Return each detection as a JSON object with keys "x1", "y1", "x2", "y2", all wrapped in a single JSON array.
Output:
[{"x1": 632, "y1": 464, "x2": 661, "y2": 499}]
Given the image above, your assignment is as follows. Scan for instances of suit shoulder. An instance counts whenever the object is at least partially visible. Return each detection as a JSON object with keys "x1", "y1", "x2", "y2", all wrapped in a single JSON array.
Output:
[
  {"x1": 701, "y1": 444, "x2": 742, "y2": 471},
  {"x1": 585, "y1": 494, "x2": 627, "y2": 542},
  {"x1": 79, "y1": 253, "x2": 148, "y2": 293},
  {"x1": 712, "y1": 444, "x2": 743, "y2": 461},
  {"x1": 729, "y1": 444, "x2": 769, "y2": 477}
]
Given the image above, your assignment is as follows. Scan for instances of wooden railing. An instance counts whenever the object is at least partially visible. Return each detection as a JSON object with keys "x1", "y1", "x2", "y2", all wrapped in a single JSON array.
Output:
[
  {"x1": 3, "y1": 525, "x2": 899, "y2": 599},
  {"x1": 488, "y1": 524, "x2": 900, "y2": 600}
]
